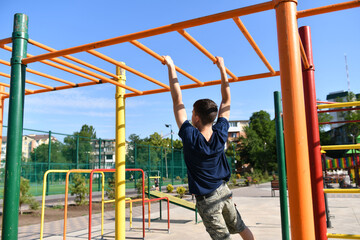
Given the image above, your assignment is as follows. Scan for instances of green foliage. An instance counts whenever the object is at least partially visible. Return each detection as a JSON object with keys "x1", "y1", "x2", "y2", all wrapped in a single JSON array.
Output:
[
  {"x1": 166, "y1": 184, "x2": 174, "y2": 193},
  {"x1": 239, "y1": 111, "x2": 277, "y2": 172},
  {"x1": 176, "y1": 186, "x2": 186, "y2": 198},
  {"x1": 29, "y1": 198, "x2": 40, "y2": 210},
  {"x1": 176, "y1": 176, "x2": 181, "y2": 180},
  {"x1": 106, "y1": 176, "x2": 115, "y2": 199},
  {"x1": 69, "y1": 174, "x2": 88, "y2": 206},
  {"x1": 182, "y1": 177, "x2": 188, "y2": 184},
  {"x1": 136, "y1": 178, "x2": 148, "y2": 194},
  {"x1": 19, "y1": 177, "x2": 36, "y2": 214}
]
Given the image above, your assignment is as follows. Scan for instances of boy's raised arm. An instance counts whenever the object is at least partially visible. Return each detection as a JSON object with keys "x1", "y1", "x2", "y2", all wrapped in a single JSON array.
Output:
[
  {"x1": 163, "y1": 56, "x2": 187, "y2": 129},
  {"x1": 216, "y1": 57, "x2": 231, "y2": 120}
]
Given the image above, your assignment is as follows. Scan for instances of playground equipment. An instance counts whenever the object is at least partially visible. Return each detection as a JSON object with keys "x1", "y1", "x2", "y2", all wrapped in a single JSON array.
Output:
[{"x1": 1, "y1": 1, "x2": 360, "y2": 240}]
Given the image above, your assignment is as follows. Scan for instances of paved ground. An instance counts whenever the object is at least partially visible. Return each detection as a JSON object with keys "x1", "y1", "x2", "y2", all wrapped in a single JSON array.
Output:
[{"x1": 13, "y1": 182, "x2": 360, "y2": 239}]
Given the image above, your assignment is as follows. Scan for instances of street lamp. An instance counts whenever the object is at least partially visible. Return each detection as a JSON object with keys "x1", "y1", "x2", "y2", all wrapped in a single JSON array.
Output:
[{"x1": 165, "y1": 124, "x2": 174, "y2": 185}]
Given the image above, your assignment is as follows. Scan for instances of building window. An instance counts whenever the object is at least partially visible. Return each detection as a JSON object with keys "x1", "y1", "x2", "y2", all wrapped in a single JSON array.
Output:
[
  {"x1": 106, "y1": 155, "x2": 113, "y2": 160},
  {"x1": 231, "y1": 133, "x2": 237, "y2": 138},
  {"x1": 229, "y1": 122, "x2": 237, "y2": 127}
]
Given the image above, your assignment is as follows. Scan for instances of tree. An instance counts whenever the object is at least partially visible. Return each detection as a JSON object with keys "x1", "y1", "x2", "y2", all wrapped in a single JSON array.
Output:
[
  {"x1": 63, "y1": 124, "x2": 97, "y2": 165},
  {"x1": 344, "y1": 92, "x2": 360, "y2": 143},
  {"x1": 69, "y1": 173, "x2": 88, "y2": 205},
  {"x1": 238, "y1": 111, "x2": 277, "y2": 172}
]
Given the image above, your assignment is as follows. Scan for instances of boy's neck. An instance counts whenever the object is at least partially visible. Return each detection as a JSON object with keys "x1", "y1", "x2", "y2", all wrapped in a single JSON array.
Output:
[{"x1": 197, "y1": 124, "x2": 213, "y2": 142}]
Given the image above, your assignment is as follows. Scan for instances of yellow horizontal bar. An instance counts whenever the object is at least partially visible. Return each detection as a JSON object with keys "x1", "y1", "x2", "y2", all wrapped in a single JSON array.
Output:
[
  {"x1": 317, "y1": 101, "x2": 360, "y2": 109},
  {"x1": 103, "y1": 199, "x2": 115, "y2": 204},
  {"x1": 327, "y1": 233, "x2": 360, "y2": 239},
  {"x1": 321, "y1": 144, "x2": 360, "y2": 151},
  {"x1": 149, "y1": 176, "x2": 161, "y2": 179},
  {"x1": 324, "y1": 189, "x2": 360, "y2": 194}
]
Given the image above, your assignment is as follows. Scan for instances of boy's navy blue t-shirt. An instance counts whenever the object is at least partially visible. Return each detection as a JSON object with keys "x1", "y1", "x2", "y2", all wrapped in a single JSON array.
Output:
[{"x1": 178, "y1": 117, "x2": 231, "y2": 196}]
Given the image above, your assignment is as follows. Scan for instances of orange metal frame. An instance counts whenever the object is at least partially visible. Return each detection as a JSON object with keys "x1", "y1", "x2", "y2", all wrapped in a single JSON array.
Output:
[
  {"x1": 0, "y1": 2, "x2": 360, "y2": 240},
  {"x1": 0, "y1": 1, "x2": 357, "y2": 99}
]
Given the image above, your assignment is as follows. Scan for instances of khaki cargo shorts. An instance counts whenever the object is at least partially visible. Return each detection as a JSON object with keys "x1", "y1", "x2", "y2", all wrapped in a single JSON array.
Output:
[{"x1": 196, "y1": 183, "x2": 246, "y2": 240}]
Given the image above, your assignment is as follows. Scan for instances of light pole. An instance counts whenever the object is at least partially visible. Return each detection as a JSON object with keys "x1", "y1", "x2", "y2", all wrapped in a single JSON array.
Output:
[{"x1": 165, "y1": 124, "x2": 174, "y2": 185}]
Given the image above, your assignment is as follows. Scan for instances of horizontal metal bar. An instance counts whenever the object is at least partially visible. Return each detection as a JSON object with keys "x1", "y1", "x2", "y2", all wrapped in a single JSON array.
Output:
[
  {"x1": 177, "y1": 29, "x2": 238, "y2": 80},
  {"x1": 232, "y1": 17, "x2": 276, "y2": 74},
  {"x1": 321, "y1": 144, "x2": 360, "y2": 151},
  {"x1": 125, "y1": 71, "x2": 279, "y2": 98},
  {"x1": 298, "y1": 1, "x2": 360, "y2": 19},
  {"x1": 130, "y1": 40, "x2": 203, "y2": 85},
  {"x1": 22, "y1": 1, "x2": 274, "y2": 64},
  {"x1": 28, "y1": 39, "x2": 118, "y2": 79},
  {"x1": 327, "y1": 233, "x2": 360, "y2": 239},
  {"x1": 0, "y1": 37, "x2": 12, "y2": 45},
  {"x1": 317, "y1": 101, "x2": 360, "y2": 109},
  {"x1": 87, "y1": 49, "x2": 170, "y2": 89},
  {"x1": 324, "y1": 189, "x2": 360, "y2": 194},
  {"x1": 318, "y1": 107, "x2": 360, "y2": 113},
  {"x1": 319, "y1": 120, "x2": 360, "y2": 125}
]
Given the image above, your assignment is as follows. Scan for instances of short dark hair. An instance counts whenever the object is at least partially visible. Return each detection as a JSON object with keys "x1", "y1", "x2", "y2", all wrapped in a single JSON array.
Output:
[{"x1": 193, "y1": 99, "x2": 218, "y2": 125}]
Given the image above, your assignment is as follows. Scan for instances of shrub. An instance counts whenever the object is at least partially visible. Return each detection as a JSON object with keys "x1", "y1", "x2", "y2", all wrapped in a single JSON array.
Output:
[
  {"x1": 176, "y1": 186, "x2": 186, "y2": 198},
  {"x1": 166, "y1": 184, "x2": 174, "y2": 193},
  {"x1": 176, "y1": 176, "x2": 181, "y2": 181},
  {"x1": 19, "y1": 177, "x2": 35, "y2": 214},
  {"x1": 106, "y1": 176, "x2": 115, "y2": 199},
  {"x1": 182, "y1": 177, "x2": 188, "y2": 184},
  {"x1": 69, "y1": 173, "x2": 88, "y2": 206},
  {"x1": 136, "y1": 178, "x2": 148, "y2": 194},
  {"x1": 29, "y1": 198, "x2": 40, "y2": 210}
]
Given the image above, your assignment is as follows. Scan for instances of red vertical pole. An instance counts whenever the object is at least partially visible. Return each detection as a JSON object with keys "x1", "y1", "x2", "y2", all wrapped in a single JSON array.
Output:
[{"x1": 299, "y1": 26, "x2": 327, "y2": 240}]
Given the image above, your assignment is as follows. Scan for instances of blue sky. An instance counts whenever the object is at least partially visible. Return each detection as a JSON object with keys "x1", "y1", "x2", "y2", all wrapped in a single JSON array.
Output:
[{"x1": 0, "y1": 0, "x2": 359, "y2": 141}]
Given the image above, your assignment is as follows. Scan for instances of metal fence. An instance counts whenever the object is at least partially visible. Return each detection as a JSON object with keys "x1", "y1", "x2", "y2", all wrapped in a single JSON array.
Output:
[{"x1": 0, "y1": 127, "x2": 235, "y2": 198}]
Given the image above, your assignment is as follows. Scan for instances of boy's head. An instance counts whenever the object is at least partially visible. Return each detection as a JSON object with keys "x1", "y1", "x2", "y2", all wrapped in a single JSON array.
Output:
[{"x1": 192, "y1": 99, "x2": 218, "y2": 128}]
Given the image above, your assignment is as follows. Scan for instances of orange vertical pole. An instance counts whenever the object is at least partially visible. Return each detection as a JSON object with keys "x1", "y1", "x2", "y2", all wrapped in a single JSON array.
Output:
[{"x1": 274, "y1": 1, "x2": 315, "y2": 240}]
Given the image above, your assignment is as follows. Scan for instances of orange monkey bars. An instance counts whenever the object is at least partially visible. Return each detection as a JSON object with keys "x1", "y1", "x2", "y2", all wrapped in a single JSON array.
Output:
[
  {"x1": 129, "y1": 40, "x2": 204, "y2": 85},
  {"x1": 177, "y1": 29, "x2": 239, "y2": 81},
  {"x1": 232, "y1": 17, "x2": 276, "y2": 75},
  {"x1": 21, "y1": 1, "x2": 275, "y2": 64}
]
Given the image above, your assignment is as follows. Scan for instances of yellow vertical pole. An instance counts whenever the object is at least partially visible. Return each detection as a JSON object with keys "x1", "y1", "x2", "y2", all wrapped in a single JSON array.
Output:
[
  {"x1": 274, "y1": 0, "x2": 315, "y2": 239},
  {"x1": 115, "y1": 63, "x2": 126, "y2": 240}
]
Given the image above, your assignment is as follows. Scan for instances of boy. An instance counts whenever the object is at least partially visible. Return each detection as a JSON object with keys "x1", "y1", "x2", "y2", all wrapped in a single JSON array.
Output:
[{"x1": 163, "y1": 55, "x2": 255, "y2": 240}]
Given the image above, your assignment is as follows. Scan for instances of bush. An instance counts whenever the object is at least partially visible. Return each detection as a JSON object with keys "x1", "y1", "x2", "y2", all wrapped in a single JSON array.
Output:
[
  {"x1": 29, "y1": 198, "x2": 40, "y2": 210},
  {"x1": 69, "y1": 174, "x2": 88, "y2": 206},
  {"x1": 176, "y1": 176, "x2": 181, "y2": 181},
  {"x1": 19, "y1": 177, "x2": 35, "y2": 214},
  {"x1": 136, "y1": 178, "x2": 148, "y2": 194},
  {"x1": 166, "y1": 184, "x2": 174, "y2": 193},
  {"x1": 106, "y1": 176, "x2": 115, "y2": 199},
  {"x1": 182, "y1": 177, "x2": 188, "y2": 184},
  {"x1": 176, "y1": 186, "x2": 186, "y2": 198}
]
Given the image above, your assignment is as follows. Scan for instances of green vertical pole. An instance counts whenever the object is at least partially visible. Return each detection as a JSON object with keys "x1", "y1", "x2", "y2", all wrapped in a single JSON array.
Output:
[
  {"x1": 76, "y1": 135, "x2": 79, "y2": 169},
  {"x1": 181, "y1": 150, "x2": 184, "y2": 181},
  {"x1": 2, "y1": 13, "x2": 28, "y2": 240},
  {"x1": 148, "y1": 144, "x2": 151, "y2": 199},
  {"x1": 171, "y1": 129, "x2": 174, "y2": 186},
  {"x1": 46, "y1": 130, "x2": 51, "y2": 196},
  {"x1": 160, "y1": 146, "x2": 163, "y2": 220},
  {"x1": 274, "y1": 91, "x2": 290, "y2": 240},
  {"x1": 134, "y1": 143, "x2": 137, "y2": 187},
  {"x1": 98, "y1": 138, "x2": 101, "y2": 191}
]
